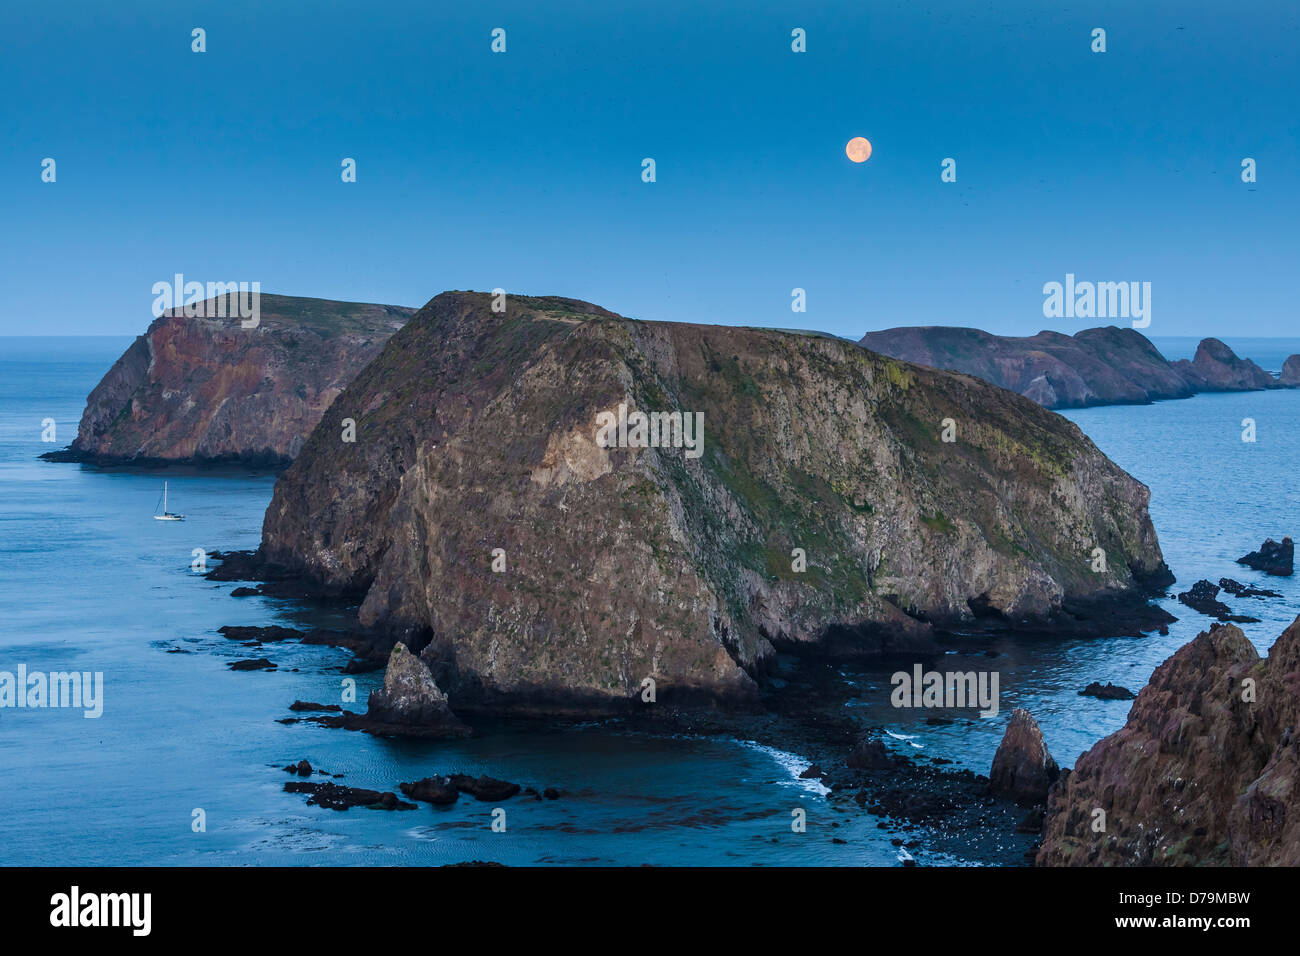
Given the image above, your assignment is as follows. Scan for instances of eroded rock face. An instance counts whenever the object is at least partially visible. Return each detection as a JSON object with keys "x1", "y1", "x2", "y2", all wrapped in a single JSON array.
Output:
[
  {"x1": 365, "y1": 642, "x2": 468, "y2": 735},
  {"x1": 57, "y1": 294, "x2": 414, "y2": 466},
  {"x1": 1171, "y1": 337, "x2": 1280, "y2": 392},
  {"x1": 858, "y1": 325, "x2": 1196, "y2": 409},
  {"x1": 258, "y1": 291, "x2": 1172, "y2": 714},
  {"x1": 1038, "y1": 617, "x2": 1300, "y2": 866},
  {"x1": 989, "y1": 708, "x2": 1059, "y2": 802}
]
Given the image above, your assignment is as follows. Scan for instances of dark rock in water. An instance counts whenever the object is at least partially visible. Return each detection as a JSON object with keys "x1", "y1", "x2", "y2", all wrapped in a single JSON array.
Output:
[
  {"x1": 255, "y1": 291, "x2": 1173, "y2": 715},
  {"x1": 399, "y1": 776, "x2": 460, "y2": 806},
  {"x1": 799, "y1": 764, "x2": 826, "y2": 779},
  {"x1": 229, "y1": 586, "x2": 261, "y2": 597},
  {"x1": 448, "y1": 774, "x2": 521, "y2": 802},
  {"x1": 1040, "y1": 617, "x2": 1300, "y2": 866},
  {"x1": 1177, "y1": 580, "x2": 1260, "y2": 623},
  {"x1": 1219, "y1": 577, "x2": 1283, "y2": 599},
  {"x1": 218, "y1": 624, "x2": 301, "y2": 643},
  {"x1": 289, "y1": 701, "x2": 341, "y2": 712},
  {"x1": 1237, "y1": 537, "x2": 1294, "y2": 577},
  {"x1": 1079, "y1": 681, "x2": 1136, "y2": 700},
  {"x1": 846, "y1": 736, "x2": 892, "y2": 771},
  {"x1": 361, "y1": 642, "x2": 470, "y2": 737},
  {"x1": 341, "y1": 656, "x2": 386, "y2": 674},
  {"x1": 989, "y1": 708, "x2": 1059, "y2": 803},
  {"x1": 282, "y1": 759, "x2": 313, "y2": 776},
  {"x1": 543, "y1": 787, "x2": 560, "y2": 800},
  {"x1": 228, "y1": 657, "x2": 276, "y2": 671},
  {"x1": 284, "y1": 780, "x2": 416, "y2": 811},
  {"x1": 1281, "y1": 354, "x2": 1300, "y2": 386}
]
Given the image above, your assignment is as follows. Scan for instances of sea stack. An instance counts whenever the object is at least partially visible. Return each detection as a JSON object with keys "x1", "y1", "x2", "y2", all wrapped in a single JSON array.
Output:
[
  {"x1": 364, "y1": 642, "x2": 470, "y2": 737},
  {"x1": 989, "y1": 708, "x2": 1059, "y2": 802}
]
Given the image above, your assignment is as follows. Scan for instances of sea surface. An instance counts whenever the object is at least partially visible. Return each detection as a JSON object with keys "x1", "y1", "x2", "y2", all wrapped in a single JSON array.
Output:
[{"x1": 2, "y1": 336, "x2": 1297, "y2": 866}]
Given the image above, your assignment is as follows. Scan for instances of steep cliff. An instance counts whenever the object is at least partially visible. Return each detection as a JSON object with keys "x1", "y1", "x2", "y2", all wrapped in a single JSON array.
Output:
[
  {"x1": 1038, "y1": 616, "x2": 1300, "y2": 866},
  {"x1": 860, "y1": 326, "x2": 1286, "y2": 409},
  {"x1": 257, "y1": 291, "x2": 1172, "y2": 714},
  {"x1": 54, "y1": 294, "x2": 415, "y2": 466}
]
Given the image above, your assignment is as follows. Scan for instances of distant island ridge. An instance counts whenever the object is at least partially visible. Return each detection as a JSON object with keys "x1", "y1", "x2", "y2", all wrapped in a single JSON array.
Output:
[{"x1": 860, "y1": 325, "x2": 1300, "y2": 410}]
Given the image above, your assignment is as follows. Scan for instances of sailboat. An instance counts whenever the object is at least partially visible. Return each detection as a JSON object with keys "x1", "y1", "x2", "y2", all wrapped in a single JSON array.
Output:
[{"x1": 153, "y1": 481, "x2": 185, "y2": 521}]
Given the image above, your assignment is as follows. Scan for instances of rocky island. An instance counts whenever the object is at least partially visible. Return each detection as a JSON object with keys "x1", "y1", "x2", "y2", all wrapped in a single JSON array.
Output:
[
  {"x1": 45, "y1": 292, "x2": 415, "y2": 466},
  {"x1": 859, "y1": 326, "x2": 1293, "y2": 410},
  {"x1": 232, "y1": 290, "x2": 1174, "y2": 716}
]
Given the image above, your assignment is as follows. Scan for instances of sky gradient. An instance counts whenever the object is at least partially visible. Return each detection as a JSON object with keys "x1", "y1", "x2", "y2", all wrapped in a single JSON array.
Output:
[{"x1": 3, "y1": 0, "x2": 1296, "y2": 337}]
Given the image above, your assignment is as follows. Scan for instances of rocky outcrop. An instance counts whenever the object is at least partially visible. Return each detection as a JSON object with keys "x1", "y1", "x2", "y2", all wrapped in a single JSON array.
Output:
[
  {"x1": 1079, "y1": 682, "x2": 1135, "y2": 700},
  {"x1": 858, "y1": 326, "x2": 1196, "y2": 409},
  {"x1": 1171, "y1": 338, "x2": 1280, "y2": 392},
  {"x1": 989, "y1": 708, "x2": 1059, "y2": 801},
  {"x1": 1281, "y1": 355, "x2": 1300, "y2": 386},
  {"x1": 49, "y1": 293, "x2": 414, "y2": 466},
  {"x1": 1039, "y1": 617, "x2": 1300, "y2": 866},
  {"x1": 1237, "y1": 537, "x2": 1294, "y2": 577},
  {"x1": 1176, "y1": 579, "x2": 1260, "y2": 623},
  {"x1": 860, "y1": 326, "x2": 1289, "y2": 409},
  {"x1": 363, "y1": 642, "x2": 469, "y2": 736},
  {"x1": 255, "y1": 291, "x2": 1172, "y2": 715}
]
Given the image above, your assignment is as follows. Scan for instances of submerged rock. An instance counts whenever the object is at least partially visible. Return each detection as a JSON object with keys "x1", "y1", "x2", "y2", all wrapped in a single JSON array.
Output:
[
  {"x1": 256, "y1": 291, "x2": 1173, "y2": 715},
  {"x1": 399, "y1": 776, "x2": 461, "y2": 805},
  {"x1": 989, "y1": 708, "x2": 1059, "y2": 802},
  {"x1": 284, "y1": 780, "x2": 416, "y2": 811},
  {"x1": 447, "y1": 774, "x2": 521, "y2": 802},
  {"x1": 1219, "y1": 577, "x2": 1282, "y2": 599},
  {"x1": 1078, "y1": 681, "x2": 1136, "y2": 700},
  {"x1": 1039, "y1": 616, "x2": 1300, "y2": 866},
  {"x1": 1177, "y1": 579, "x2": 1260, "y2": 623},
  {"x1": 1237, "y1": 537, "x2": 1294, "y2": 577},
  {"x1": 228, "y1": 657, "x2": 276, "y2": 671}
]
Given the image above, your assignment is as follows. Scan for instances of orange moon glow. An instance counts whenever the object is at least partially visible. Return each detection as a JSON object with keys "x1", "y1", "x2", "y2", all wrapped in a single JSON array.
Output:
[{"x1": 846, "y1": 137, "x2": 872, "y2": 163}]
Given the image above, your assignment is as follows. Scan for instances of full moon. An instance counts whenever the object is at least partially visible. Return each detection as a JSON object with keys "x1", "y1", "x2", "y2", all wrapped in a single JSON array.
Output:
[{"x1": 846, "y1": 137, "x2": 872, "y2": 163}]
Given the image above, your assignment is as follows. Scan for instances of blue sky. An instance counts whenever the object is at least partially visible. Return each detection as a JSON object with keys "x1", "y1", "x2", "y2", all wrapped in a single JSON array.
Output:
[{"x1": 2, "y1": 0, "x2": 1296, "y2": 337}]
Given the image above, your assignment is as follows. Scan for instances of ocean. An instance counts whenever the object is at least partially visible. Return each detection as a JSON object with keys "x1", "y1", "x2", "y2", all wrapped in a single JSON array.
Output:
[{"x1": 2, "y1": 336, "x2": 1298, "y2": 866}]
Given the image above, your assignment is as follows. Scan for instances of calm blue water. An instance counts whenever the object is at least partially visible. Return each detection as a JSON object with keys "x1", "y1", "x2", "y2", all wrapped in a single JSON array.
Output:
[{"x1": 2, "y1": 336, "x2": 1297, "y2": 866}]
